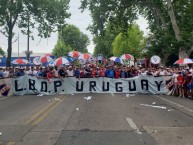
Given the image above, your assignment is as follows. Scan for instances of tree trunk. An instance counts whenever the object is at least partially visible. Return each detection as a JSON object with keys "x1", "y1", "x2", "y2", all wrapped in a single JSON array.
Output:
[
  {"x1": 6, "y1": 27, "x2": 13, "y2": 67},
  {"x1": 187, "y1": 46, "x2": 193, "y2": 57},
  {"x1": 179, "y1": 46, "x2": 188, "y2": 58},
  {"x1": 166, "y1": 0, "x2": 182, "y2": 41},
  {"x1": 154, "y1": 6, "x2": 168, "y2": 31},
  {"x1": 161, "y1": 53, "x2": 170, "y2": 67},
  {"x1": 166, "y1": 0, "x2": 188, "y2": 58}
]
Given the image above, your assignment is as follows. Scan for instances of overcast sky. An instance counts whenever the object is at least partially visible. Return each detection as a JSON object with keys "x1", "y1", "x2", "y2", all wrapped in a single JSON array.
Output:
[{"x1": 0, "y1": 0, "x2": 149, "y2": 55}]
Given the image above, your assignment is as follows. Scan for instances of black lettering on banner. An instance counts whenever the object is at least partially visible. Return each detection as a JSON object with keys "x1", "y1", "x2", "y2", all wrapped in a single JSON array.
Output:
[
  {"x1": 54, "y1": 81, "x2": 62, "y2": 92},
  {"x1": 102, "y1": 82, "x2": 109, "y2": 92},
  {"x1": 76, "y1": 81, "x2": 83, "y2": 92},
  {"x1": 116, "y1": 82, "x2": 123, "y2": 92},
  {"x1": 141, "y1": 79, "x2": 148, "y2": 90},
  {"x1": 15, "y1": 80, "x2": 23, "y2": 92},
  {"x1": 155, "y1": 81, "x2": 163, "y2": 91},
  {"x1": 129, "y1": 81, "x2": 136, "y2": 91},
  {"x1": 89, "y1": 81, "x2": 96, "y2": 92},
  {"x1": 29, "y1": 79, "x2": 36, "y2": 90},
  {"x1": 41, "y1": 82, "x2": 48, "y2": 92}
]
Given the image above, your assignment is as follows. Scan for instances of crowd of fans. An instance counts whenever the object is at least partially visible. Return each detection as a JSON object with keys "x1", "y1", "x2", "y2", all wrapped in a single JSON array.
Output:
[{"x1": 0, "y1": 65, "x2": 193, "y2": 99}]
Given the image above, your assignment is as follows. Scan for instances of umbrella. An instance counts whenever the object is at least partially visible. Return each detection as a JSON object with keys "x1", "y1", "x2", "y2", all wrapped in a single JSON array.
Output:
[
  {"x1": 40, "y1": 55, "x2": 53, "y2": 63},
  {"x1": 109, "y1": 56, "x2": 121, "y2": 63},
  {"x1": 68, "y1": 51, "x2": 82, "y2": 58},
  {"x1": 78, "y1": 53, "x2": 91, "y2": 60},
  {"x1": 64, "y1": 56, "x2": 77, "y2": 62},
  {"x1": 120, "y1": 54, "x2": 134, "y2": 60},
  {"x1": 88, "y1": 56, "x2": 96, "y2": 64},
  {"x1": 12, "y1": 58, "x2": 29, "y2": 65},
  {"x1": 174, "y1": 58, "x2": 193, "y2": 64},
  {"x1": 48, "y1": 60, "x2": 55, "y2": 66},
  {"x1": 54, "y1": 57, "x2": 72, "y2": 66},
  {"x1": 79, "y1": 59, "x2": 87, "y2": 65}
]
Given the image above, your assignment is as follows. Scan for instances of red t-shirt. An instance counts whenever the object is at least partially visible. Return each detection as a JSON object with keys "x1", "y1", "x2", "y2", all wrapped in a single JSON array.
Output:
[
  {"x1": 177, "y1": 75, "x2": 184, "y2": 85},
  {"x1": 115, "y1": 70, "x2": 120, "y2": 78},
  {"x1": 185, "y1": 74, "x2": 192, "y2": 84},
  {"x1": 80, "y1": 71, "x2": 85, "y2": 78},
  {"x1": 92, "y1": 70, "x2": 97, "y2": 77},
  {"x1": 100, "y1": 69, "x2": 105, "y2": 77}
]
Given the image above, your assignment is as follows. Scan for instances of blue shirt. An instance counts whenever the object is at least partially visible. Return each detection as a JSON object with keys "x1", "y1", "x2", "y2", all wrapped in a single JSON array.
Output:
[
  {"x1": 121, "y1": 71, "x2": 127, "y2": 78},
  {"x1": 109, "y1": 70, "x2": 114, "y2": 78},
  {"x1": 105, "y1": 69, "x2": 109, "y2": 77},
  {"x1": 74, "y1": 70, "x2": 80, "y2": 78},
  {"x1": 0, "y1": 71, "x2": 3, "y2": 78}
]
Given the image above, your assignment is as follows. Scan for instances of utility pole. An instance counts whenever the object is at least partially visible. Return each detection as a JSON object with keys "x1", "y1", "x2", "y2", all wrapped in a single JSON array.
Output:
[
  {"x1": 27, "y1": 17, "x2": 30, "y2": 61},
  {"x1": 26, "y1": 14, "x2": 32, "y2": 62}
]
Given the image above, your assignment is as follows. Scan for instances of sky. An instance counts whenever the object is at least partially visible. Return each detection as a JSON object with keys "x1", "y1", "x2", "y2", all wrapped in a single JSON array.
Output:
[{"x1": 0, "y1": 0, "x2": 149, "y2": 55}]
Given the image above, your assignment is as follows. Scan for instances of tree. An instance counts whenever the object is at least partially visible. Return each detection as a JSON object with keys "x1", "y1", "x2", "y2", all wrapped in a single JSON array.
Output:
[
  {"x1": 81, "y1": 0, "x2": 193, "y2": 60},
  {"x1": 52, "y1": 41, "x2": 72, "y2": 58},
  {"x1": 93, "y1": 22, "x2": 119, "y2": 57},
  {"x1": 0, "y1": 47, "x2": 5, "y2": 57},
  {"x1": 59, "y1": 24, "x2": 89, "y2": 53},
  {"x1": 0, "y1": 0, "x2": 70, "y2": 66},
  {"x1": 112, "y1": 24, "x2": 146, "y2": 58}
]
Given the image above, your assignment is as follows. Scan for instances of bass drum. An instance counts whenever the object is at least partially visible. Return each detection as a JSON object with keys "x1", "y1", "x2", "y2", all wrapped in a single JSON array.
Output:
[{"x1": 33, "y1": 56, "x2": 41, "y2": 65}]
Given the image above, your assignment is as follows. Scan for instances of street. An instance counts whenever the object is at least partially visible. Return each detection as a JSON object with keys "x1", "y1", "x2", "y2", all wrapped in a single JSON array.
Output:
[{"x1": 0, "y1": 93, "x2": 193, "y2": 145}]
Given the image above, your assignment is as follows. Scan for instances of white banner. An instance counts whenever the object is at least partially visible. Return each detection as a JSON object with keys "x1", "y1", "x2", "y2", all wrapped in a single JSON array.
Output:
[
  {"x1": 12, "y1": 75, "x2": 167, "y2": 96},
  {"x1": 0, "y1": 78, "x2": 12, "y2": 96}
]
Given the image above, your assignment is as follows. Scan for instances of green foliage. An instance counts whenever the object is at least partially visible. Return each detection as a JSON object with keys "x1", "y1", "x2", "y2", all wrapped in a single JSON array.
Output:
[
  {"x1": 0, "y1": 47, "x2": 5, "y2": 57},
  {"x1": 81, "y1": 0, "x2": 193, "y2": 60},
  {"x1": 112, "y1": 24, "x2": 146, "y2": 58},
  {"x1": 52, "y1": 41, "x2": 72, "y2": 58},
  {"x1": 59, "y1": 24, "x2": 89, "y2": 53}
]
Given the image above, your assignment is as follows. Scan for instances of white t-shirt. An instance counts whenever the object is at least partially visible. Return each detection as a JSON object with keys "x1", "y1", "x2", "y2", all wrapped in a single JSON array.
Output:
[
  {"x1": 3, "y1": 71, "x2": 9, "y2": 78},
  {"x1": 29, "y1": 70, "x2": 37, "y2": 75},
  {"x1": 66, "y1": 70, "x2": 74, "y2": 77},
  {"x1": 24, "y1": 70, "x2": 30, "y2": 75},
  {"x1": 172, "y1": 73, "x2": 178, "y2": 83},
  {"x1": 53, "y1": 69, "x2": 59, "y2": 77},
  {"x1": 159, "y1": 71, "x2": 165, "y2": 76}
]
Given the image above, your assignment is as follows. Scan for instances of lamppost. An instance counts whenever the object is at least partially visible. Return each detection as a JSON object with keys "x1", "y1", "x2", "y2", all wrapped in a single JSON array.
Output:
[{"x1": 25, "y1": 13, "x2": 33, "y2": 62}]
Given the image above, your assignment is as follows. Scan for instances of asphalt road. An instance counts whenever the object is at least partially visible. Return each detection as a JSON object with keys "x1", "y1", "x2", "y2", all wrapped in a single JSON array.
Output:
[{"x1": 0, "y1": 93, "x2": 193, "y2": 145}]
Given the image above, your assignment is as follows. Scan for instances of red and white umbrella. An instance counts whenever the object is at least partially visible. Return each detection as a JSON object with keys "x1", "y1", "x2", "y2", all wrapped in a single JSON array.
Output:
[
  {"x1": 54, "y1": 57, "x2": 71, "y2": 66},
  {"x1": 40, "y1": 55, "x2": 53, "y2": 63},
  {"x1": 120, "y1": 54, "x2": 134, "y2": 60},
  {"x1": 78, "y1": 53, "x2": 91, "y2": 60},
  {"x1": 12, "y1": 58, "x2": 29, "y2": 65},
  {"x1": 109, "y1": 56, "x2": 121, "y2": 63},
  {"x1": 68, "y1": 51, "x2": 82, "y2": 58},
  {"x1": 174, "y1": 58, "x2": 193, "y2": 64}
]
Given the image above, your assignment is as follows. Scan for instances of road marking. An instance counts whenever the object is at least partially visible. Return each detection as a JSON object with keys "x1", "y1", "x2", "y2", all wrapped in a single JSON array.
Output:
[
  {"x1": 126, "y1": 118, "x2": 142, "y2": 135},
  {"x1": 26, "y1": 95, "x2": 65, "y2": 125},
  {"x1": 0, "y1": 97, "x2": 8, "y2": 101},
  {"x1": 156, "y1": 95, "x2": 193, "y2": 113},
  {"x1": 6, "y1": 142, "x2": 16, "y2": 145},
  {"x1": 26, "y1": 98, "x2": 59, "y2": 124},
  {"x1": 140, "y1": 104, "x2": 167, "y2": 109},
  {"x1": 32, "y1": 96, "x2": 65, "y2": 125}
]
